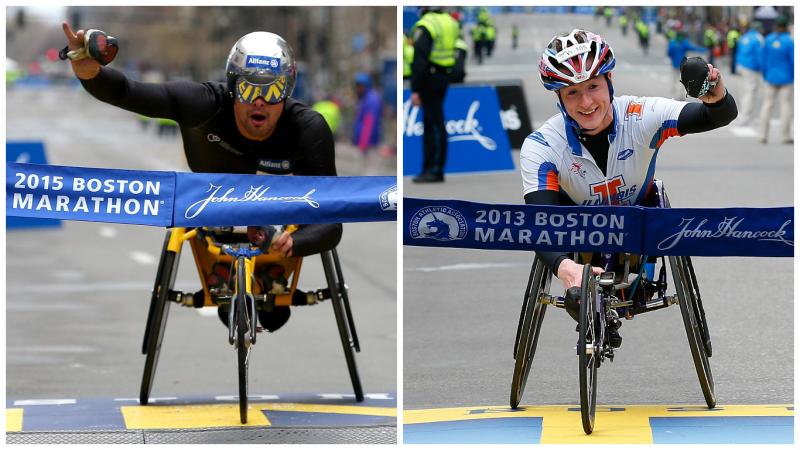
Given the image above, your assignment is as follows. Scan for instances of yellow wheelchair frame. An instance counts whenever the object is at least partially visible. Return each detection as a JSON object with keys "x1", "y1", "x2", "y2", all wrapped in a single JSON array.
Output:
[{"x1": 139, "y1": 226, "x2": 363, "y2": 424}]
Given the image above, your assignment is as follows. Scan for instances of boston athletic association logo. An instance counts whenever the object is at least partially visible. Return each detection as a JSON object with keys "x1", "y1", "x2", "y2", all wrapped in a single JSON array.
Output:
[
  {"x1": 379, "y1": 185, "x2": 398, "y2": 211},
  {"x1": 409, "y1": 206, "x2": 468, "y2": 241}
]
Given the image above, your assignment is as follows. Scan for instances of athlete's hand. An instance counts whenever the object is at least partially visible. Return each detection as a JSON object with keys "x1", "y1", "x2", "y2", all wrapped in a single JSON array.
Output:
[
  {"x1": 698, "y1": 63, "x2": 726, "y2": 104},
  {"x1": 556, "y1": 259, "x2": 603, "y2": 290},
  {"x1": 61, "y1": 21, "x2": 101, "y2": 80},
  {"x1": 411, "y1": 92, "x2": 422, "y2": 106},
  {"x1": 270, "y1": 231, "x2": 294, "y2": 257}
]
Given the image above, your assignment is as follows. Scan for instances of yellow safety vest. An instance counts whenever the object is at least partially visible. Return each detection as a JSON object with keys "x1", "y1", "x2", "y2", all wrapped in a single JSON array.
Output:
[
  {"x1": 485, "y1": 25, "x2": 496, "y2": 41},
  {"x1": 403, "y1": 37, "x2": 414, "y2": 78},
  {"x1": 414, "y1": 12, "x2": 459, "y2": 68}
]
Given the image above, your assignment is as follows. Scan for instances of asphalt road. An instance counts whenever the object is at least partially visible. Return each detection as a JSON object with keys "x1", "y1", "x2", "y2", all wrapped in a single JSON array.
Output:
[
  {"x1": 404, "y1": 12, "x2": 793, "y2": 410},
  {"x1": 6, "y1": 83, "x2": 397, "y2": 402}
]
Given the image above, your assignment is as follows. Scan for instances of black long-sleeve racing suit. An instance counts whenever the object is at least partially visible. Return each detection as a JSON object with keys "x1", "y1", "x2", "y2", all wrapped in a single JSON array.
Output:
[{"x1": 80, "y1": 67, "x2": 341, "y2": 256}]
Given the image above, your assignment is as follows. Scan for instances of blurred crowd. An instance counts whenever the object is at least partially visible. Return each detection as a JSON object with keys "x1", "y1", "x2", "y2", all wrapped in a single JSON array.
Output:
[{"x1": 596, "y1": 6, "x2": 794, "y2": 144}]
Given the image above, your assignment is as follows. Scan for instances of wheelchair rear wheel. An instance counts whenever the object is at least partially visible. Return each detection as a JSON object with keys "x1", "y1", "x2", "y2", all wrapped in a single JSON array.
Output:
[
  {"x1": 578, "y1": 264, "x2": 599, "y2": 435},
  {"x1": 235, "y1": 256, "x2": 251, "y2": 424},
  {"x1": 321, "y1": 250, "x2": 364, "y2": 402},
  {"x1": 140, "y1": 232, "x2": 179, "y2": 406},
  {"x1": 510, "y1": 256, "x2": 550, "y2": 409},
  {"x1": 670, "y1": 255, "x2": 715, "y2": 408}
]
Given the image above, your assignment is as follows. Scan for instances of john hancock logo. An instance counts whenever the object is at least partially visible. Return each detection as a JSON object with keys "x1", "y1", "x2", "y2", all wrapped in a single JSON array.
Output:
[
  {"x1": 410, "y1": 206, "x2": 468, "y2": 241},
  {"x1": 185, "y1": 183, "x2": 319, "y2": 219},
  {"x1": 380, "y1": 185, "x2": 397, "y2": 211}
]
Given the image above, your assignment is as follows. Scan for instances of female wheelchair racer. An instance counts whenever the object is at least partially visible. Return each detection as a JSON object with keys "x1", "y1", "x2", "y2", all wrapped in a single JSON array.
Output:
[{"x1": 512, "y1": 29, "x2": 735, "y2": 434}]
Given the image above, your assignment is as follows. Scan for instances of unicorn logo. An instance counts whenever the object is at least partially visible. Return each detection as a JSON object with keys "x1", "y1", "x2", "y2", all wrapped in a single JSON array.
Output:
[
  {"x1": 410, "y1": 206, "x2": 468, "y2": 241},
  {"x1": 422, "y1": 213, "x2": 452, "y2": 239}
]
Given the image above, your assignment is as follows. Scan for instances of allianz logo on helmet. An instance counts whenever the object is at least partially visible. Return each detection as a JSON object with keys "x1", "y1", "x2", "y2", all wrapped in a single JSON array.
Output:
[
  {"x1": 403, "y1": 99, "x2": 497, "y2": 151},
  {"x1": 245, "y1": 55, "x2": 281, "y2": 70}
]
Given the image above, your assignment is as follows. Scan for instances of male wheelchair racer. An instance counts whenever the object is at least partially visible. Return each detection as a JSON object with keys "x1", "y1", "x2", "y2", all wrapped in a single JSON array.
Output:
[
  {"x1": 510, "y1": 180, "x2": 714, "y2": 434},
  {"x1": 140, "y1": 225, "x2": 362, "y2": 424}
]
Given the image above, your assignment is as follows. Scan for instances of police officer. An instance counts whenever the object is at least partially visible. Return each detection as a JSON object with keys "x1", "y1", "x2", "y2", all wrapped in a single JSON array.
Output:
[
  {"x1": 403, "y1": 32, "x2": 414, "y2": 79},
  {"x1": 758, "y1": 16, "x2": 793, "y2": 144},
  {"x1": 410, "y1": 6, "x2": 459, "y2": 183},
  {"x1": 470, "y1": 22, "x2": 486, "y2": 65},
  {"x1": 703, "y1": 23, "x2": 719, "y2": 65},
  {"x1": 726, "y1": 24, "x2": 741, "y2": 75}
]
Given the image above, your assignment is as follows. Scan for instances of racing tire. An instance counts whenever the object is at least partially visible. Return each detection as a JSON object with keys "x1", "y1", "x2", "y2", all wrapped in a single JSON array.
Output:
[
  {"x1": 578, "y1": 264, "x2": 598, "y2": 435},
  {"x1": 236, "y1": 256, "x2": 251, "y2": 424},
  {"x1": 321, "y1": 250, "x2": 364, "y2": 402},
  {"x1": 140, "y1": 245, "x2": 179, "y2": 406},
  {"x1": 510, "y1": 256, "x2": 550, "y2": 409},
  {"x1": 670, "y1": 255, "x2": 715, "y2": 409},
  {"x1": 142, "y1": 231, "x2": 171, "y2": 354}
]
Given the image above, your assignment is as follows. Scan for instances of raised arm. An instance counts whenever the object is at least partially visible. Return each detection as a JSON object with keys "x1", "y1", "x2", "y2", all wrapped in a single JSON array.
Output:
[{"x1": 62, "y1": 21, "x2": 222, "y2": 125}]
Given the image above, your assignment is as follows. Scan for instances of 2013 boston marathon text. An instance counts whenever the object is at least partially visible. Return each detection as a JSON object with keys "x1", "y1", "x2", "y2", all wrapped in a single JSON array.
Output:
[
  {"x1": 11, "y1": 172, "x2": 162, "y2": 216},
  {"x1": 474, "y1": 208, "x2": 626, "y2": 246}
]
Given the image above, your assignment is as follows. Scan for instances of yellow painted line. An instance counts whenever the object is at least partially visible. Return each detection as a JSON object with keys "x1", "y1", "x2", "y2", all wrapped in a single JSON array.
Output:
[
  {"x1": 121, "y1": 404, "x2": 271, "y2": 429},
  {"x1": 121, "y1": 402, "x2": 396, "y2": 430},
  {"x1": 404, "y1": 404, "x2": 794, "y2": 444},
  {"x1": 258, "y1": 403, "x2": 396, "y2": 417},
  {"x1": 6, "y1": 408, "x2": 24, "y2": 432}
]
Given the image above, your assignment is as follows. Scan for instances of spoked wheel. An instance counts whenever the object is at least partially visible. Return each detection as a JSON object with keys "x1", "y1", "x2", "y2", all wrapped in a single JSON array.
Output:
[
  {"x1": 510, "y1": 256, "x2": 550, "y2": 409},
  {"x1": 578, "y1": 264, "x2": 599, "y2": 435},
  {"x1": 321, "y1": 250, "x2": 364, "y2": 402},
  {"x1": 235, "y1": 256, "x2": 251, "y2": 424},
  {"x1": 669, "y1": 255, "x2": 715, "y2": 408},
  {"x1": 140, "y1": 231, "x2": 179, "y2": 406}
]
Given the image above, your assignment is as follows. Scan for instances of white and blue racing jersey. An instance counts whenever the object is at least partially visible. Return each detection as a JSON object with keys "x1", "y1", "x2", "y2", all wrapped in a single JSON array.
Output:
[{"x1": 520, "y1": 95, "x2": 687, "y2": 206}]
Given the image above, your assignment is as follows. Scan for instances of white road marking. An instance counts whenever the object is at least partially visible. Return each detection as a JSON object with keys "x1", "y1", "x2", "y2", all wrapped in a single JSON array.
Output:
[
  {"x1": 318, "y1": 394, "x2": 358, "y2": 400},
  {"x1": 14, "y1": 399, "x2": 77, "y2": 406},
  {"x1": 129, "y1": 251, "x2": 157, "y2": 265},
  {"x1": 196, "y1": 308, "x2": 218, "y2": 317},
  {"x1": 365, "y1": 393, "x2": 393, "y2": 400},
  {"x1": 730, "y1": 126, "x2": 759, "y2": 137},
  {"x1": 98, "y1": 226, "x2": 118, "y2": 238},
  {"x1": 215, "y1": 395, "x2": 280, "y2": 401},
  {"x1": 408, "y1": 262, "x2": 526, "y2": 272},
  {"x1": 7, "y1": 281, "x2": 152, "y2": 295},
  {"x1": 52, "y1": 270, "x2": 86, "y2": 281}
]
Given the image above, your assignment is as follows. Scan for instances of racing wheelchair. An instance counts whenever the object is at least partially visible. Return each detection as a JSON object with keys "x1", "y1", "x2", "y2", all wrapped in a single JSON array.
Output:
[
  {"x1": 139, "y1": 226, "x2": 363, "y2": 424},
  {"x1": 510, "y1": 180, "x2": 714, "y2": 434}
]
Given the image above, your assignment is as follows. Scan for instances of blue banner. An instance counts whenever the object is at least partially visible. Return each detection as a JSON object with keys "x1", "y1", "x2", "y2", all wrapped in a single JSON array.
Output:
[
  {"x1": 174, "y1": 173, "x2": 396, "y2": 227},
  {"x1": 7, "y1": 162, "x2": 174, "y2": 226},
  {"x1": 6, "y1": 162, "x2": 397, "y2": 227},
  {"x1": 404, "y1": 198, "x2": 794, "y2": 257},
  {"x1": 403, "y1": 86, "x2": 514, "y2": 175},
  {"x1": 7, "y1": 141, "x2": 62, "y2": 229},
  {"x1": 643, "y1": 207, "x2": 794, "y2": 257}
]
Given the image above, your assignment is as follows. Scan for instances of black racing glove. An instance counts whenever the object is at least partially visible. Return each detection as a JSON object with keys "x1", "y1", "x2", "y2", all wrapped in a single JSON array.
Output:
[
  {"x1": 59, "y1": 28, "x2": 119, "y2": 66},
  {"x1": 679, "y1": 56, "x2": 716, "y2": 98}
]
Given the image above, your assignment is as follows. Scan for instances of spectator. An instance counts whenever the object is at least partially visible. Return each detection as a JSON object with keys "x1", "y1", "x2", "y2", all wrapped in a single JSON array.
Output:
[
  {"x1": 735, "y1": 21, "x2": 764, "y2": 124},
  {"x1": 758, "y1": 16, "x2": 793, "y2": 144},
  {"x1": 667, "y1": 28, "x2": 706, "y2": 99},
  {"x1": 352, "y1": 72, "x2": 383, "y2": 163}
]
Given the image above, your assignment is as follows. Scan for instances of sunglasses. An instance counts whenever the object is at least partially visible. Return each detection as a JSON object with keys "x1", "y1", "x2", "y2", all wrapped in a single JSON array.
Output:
[{"x1": 234, "y1": 76, "x2": 287, "y2": 104}]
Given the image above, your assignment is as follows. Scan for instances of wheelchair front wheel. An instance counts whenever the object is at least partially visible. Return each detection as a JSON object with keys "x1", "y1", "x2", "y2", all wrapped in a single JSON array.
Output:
[
  {"x1": 670, "y1": 255, "x2": 715, "y2": 409},
  {"x1": 510, "y1": 256, "x2": 550, "y2": 409},
  {"x1": 235, "y1": 256, "x2": 251, "y2": 424},
  {"x1": 578, "y1": 264, "x2": 599, "y2": 435}
]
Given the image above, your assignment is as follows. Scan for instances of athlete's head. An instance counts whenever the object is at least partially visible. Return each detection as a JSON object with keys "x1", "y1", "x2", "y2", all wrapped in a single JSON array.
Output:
[
  {"x1": 226, "y1": 32, "x2": 297, "y2": 140},
  {"x1": 539, "y1": 29, "x2": 616, "y2": 134}
]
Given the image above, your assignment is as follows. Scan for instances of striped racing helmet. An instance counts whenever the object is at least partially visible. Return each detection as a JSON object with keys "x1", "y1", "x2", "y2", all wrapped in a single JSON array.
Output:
[{"x1": 539, "y1": 29, "x2": 616, "y2": 91}]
